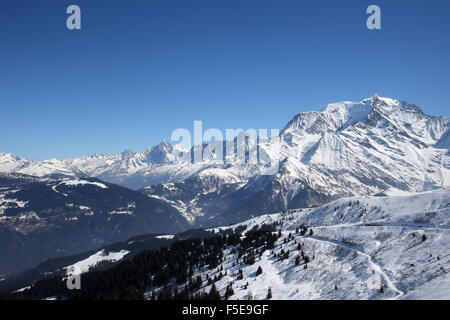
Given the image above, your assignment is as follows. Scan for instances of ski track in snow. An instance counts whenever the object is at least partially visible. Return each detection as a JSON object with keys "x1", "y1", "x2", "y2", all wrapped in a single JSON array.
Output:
[
  {"x1": 302, "y1": 233, "x2": 405, "y2": 299},
  {"x1": 313, "y1": 222, "x2": 449, "y2": 232},
  {"x1": 51, "y1": 184, "x2": 68, "y2": 197}
]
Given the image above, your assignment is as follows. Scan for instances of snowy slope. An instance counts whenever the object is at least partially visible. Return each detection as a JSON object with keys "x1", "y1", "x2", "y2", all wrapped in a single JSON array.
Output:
[
  {"x1": 184, "y1": 190, "x2": 450, "y2": 300},
  {"x1": 65, "y1": 249, "x2": 130, "y2": 276}
]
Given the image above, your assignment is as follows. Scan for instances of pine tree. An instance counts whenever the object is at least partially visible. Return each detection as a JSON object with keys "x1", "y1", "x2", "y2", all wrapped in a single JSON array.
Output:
[
  {"x1": 266, "y1": 287, "x2": 272, "y2": 299},
  {"x1": 158, "y1": 285, "x2": 173, "y2": 300},
  {"x1": 295, "y1": 255, "x2": 300, "y2": 266},
  {"x1": 208, "y1": 283, "x2": 221, "y2": 300},
  {"x1": 256, "y1": 266, "x2": 263, "y2": 276},
  {"x1": 225, "y1": 283, "x2": 234, "y2": 299}
]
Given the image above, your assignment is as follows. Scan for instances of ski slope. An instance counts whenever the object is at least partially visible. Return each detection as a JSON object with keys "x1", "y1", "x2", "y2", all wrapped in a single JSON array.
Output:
[{"x1": 194, "y1": 190, "x2": 450, "y2": 300}]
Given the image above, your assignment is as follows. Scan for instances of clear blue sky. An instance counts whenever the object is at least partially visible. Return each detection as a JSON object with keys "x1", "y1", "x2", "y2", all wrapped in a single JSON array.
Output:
[{"x1": 1, "y1": 0, "x2": 449, "y2": 160}]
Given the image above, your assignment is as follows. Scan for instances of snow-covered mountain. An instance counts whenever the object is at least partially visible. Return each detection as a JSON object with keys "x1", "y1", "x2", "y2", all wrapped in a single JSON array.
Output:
[{"x1": 1, "y1": 96, "x2": 449, "y2": 226}]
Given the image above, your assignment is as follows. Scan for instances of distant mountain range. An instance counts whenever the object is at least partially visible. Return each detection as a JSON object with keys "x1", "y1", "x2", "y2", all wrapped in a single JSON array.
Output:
[
  {"x1": 0, "y1": 96, "x2": 449, "y2": 274},
  {"x1": 1, "y1": 96, "x2": 448, "y2": 226}
]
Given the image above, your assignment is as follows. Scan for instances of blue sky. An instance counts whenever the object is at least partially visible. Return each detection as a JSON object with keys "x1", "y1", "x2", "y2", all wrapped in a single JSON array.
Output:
[{"x1": 1, "y1": 0, "x2": 449, "y2": 160}]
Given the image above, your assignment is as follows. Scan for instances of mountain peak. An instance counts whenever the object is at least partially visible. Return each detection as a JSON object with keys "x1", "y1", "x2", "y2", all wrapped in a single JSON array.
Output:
[
  {"x1": 121, "y1": 149, "x2": 135, "y2": 160},
  {"x1": 363, "y1": 94, "x2": 395, "y2": 103},
  {"x1": 158, "y1": 140, "x2": 172, "y2": 150},
  {"x1": 284, "y1": 98, "x2": 374, "y2": 134},
  {"x1": 362, "y1": 95, "x2": 425, "y2": 116},
  {"x1": 144, "y1": 140, "x2": 174, "y2": 164},
  {"x1": 283, "y1": 96, "x2": 432, "y2": 135},
  {"x1": 0, "y1": 153, "x2": 20, "y2": 162}
]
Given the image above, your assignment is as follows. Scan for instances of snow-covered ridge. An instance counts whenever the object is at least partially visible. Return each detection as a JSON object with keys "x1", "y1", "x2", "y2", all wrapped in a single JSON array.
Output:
[
  {"x1": 65, "y1": 249, "x2": 130, "y2": 276},
  {"x1": 58, "y1": 179, "x2": 108, "y2": 189},
  {"x1": 156, "y1": 234, "x2": 175, "y2": 240},
  {"x1": 210, "y1": 189, "x2": 450, "y2": 233},
  {"x1": 196, "y1": 190, "x2": 450, "y2": 300}
]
